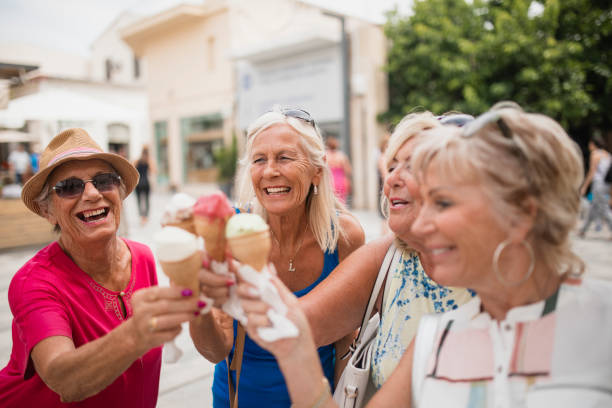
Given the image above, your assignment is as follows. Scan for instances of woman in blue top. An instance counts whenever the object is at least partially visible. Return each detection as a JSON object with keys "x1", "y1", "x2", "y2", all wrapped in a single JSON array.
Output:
[{"x1": 189, "y1": 106, "x2": 365, "y2": 407}]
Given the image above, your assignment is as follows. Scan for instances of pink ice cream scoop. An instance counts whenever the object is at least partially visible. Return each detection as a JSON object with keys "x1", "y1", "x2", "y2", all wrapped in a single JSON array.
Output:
[{"x1": 193, "y1": 191, "x2": 235, "y2": 262}]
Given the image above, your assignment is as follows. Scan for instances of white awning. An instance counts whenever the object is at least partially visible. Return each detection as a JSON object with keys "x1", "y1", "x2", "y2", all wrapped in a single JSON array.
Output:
[
  {"x1": 0, "y1": 130, "x2": 34, "y2": 143},
  {"x1": 0, "y1": 89, "x2": 143, "y2": 126}
]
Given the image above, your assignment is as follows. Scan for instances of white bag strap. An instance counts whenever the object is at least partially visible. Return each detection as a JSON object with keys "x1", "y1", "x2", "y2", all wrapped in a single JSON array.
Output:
[{"x1": 355, "y1": 244, "x2": 397, "y2": 345}]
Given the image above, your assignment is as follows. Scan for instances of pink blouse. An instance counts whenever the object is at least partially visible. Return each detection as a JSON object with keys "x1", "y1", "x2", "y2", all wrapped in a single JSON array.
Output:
[{"x1": 0, "y1": 239, "x2": 162, "y2": 407}]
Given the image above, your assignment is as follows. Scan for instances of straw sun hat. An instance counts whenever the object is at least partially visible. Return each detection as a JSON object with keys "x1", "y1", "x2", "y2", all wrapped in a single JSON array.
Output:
[{"x1": 21, "y1": 128, "x2": 140, "y2": 217}]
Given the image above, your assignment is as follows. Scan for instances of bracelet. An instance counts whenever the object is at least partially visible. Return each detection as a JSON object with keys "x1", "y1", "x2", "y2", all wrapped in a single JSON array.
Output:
[{"x1": 291, "y1": 376, "x2": 331, "y2": 408}]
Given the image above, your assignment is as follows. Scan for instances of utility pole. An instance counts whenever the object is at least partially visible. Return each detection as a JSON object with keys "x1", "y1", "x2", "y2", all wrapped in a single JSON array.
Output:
[{"x1": 323, "y1": 11, "x2": 351, "y2": 160}]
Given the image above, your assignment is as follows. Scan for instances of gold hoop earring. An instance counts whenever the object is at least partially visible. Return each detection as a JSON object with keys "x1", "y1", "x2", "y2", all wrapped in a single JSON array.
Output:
[
  {"x1": 492, "y1": 239, "x2": 534, "y2": 286},
  {"x1": 313, "y1": 185, "x2": 318, "y2": 195}
]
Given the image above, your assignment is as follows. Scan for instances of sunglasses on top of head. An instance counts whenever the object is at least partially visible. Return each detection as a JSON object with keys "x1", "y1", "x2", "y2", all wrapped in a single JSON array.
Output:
[
  {"x1": 462, "y1": 110, "x2": 514, "y2": 140},
  {"x1": 279, "y1": 107, "x2": 316, "y2": 127},
  {"x1": 52, "y1": 173, "x2": 121, "y2": 198}
]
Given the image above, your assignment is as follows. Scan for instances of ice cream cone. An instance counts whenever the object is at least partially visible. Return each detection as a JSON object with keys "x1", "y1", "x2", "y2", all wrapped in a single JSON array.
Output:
[
  {"x1": 227, "y1": 229, "x2": 271, "y2": 272},
  {"x1": 194, "y1": 215, "x2": 230, "y2": 262},
  {"x1": 165, "y1": 217, "x2": 196, "y2": 234},
  {"x1": 159, "y1": 251, "x2": 201, "y2": 295}
]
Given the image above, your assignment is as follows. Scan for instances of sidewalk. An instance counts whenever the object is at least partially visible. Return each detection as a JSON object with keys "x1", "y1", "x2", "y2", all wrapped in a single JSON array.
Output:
[{"x1": 0, "y1": 187, "x2": 609, "y2": 407}]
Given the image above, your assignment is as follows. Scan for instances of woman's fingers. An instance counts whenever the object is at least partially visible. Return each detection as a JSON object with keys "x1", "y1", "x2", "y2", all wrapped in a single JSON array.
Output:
[
  {"x1": 147, "y1": 312, "x2": 196, "y2": 333},
  {"x1": 198, "y1": 268, "x2": 233, "y2": 307},
  {"x1": 131, "y1": 286, "x2": 203, "y2": 347},
  {"x1": 240, "y1": 296, "x2": 271, "y2": 315}
]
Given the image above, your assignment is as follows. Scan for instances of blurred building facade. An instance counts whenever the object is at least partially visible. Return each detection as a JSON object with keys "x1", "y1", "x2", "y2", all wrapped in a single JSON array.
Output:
[
  {"x1": 0, "y1": 11, "x2": 149, "y2": 180},
  {"x1": 122, "y1": 0, "x2": 387, "y2": 209}
]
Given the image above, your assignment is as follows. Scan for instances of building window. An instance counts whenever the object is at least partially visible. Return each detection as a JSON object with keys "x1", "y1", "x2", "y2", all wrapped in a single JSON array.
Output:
[
  {"x1": 107, "y1": 123, "x2": 130, "y2": 158},
  {"x1": 134, "y1": 57, "x2": 141, "y2": 79},
  {"x1": 208, "y1": 37, "x2": 215, "y2": 71},
  {"x1": 181, "y1": 114, "x2": 223, "y2": 182},
  {"x1": 154, "y1": 121, "x2": 169, "y2": 185},
  {"x1": 105, "y1": 58, "x2": 113, "y2": 81}
]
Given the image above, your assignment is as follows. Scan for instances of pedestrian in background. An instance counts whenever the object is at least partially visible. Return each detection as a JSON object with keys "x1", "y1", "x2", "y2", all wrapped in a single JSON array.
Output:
[
  {"x1": 325, "y1": 136, "x2": 352, "y2": 205},
  {"x1": 134, "y1": 146, "x2": 154, "y2": 225},
  {"x1": 579, "y1": 135, "x2": 612, "y2": 238},
  {"x1": 8, "y1": 143, "x2": 31, "y2": 185},
  {"x1": 30, "y1": 142, "x2": 41, "y2": 173}
]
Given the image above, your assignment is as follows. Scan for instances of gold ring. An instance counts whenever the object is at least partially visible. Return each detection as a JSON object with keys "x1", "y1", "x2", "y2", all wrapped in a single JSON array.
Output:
[{"x1": 149, "y1": 316, "x2": 158, "y2": 332}]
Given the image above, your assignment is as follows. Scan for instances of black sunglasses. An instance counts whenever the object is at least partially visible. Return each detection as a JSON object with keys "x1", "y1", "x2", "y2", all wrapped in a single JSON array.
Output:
[
  {"x1": 52, "y1": 173, "x2": 121, "y2": 198},
  {"x1": 280, "y1": 108, "x2": 316, "y2": 127}
]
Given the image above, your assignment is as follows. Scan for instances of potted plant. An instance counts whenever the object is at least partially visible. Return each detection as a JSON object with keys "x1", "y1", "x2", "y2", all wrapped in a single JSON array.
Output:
[{"x1": 213, "y1": 134, "x2": 238, "y2": 199}]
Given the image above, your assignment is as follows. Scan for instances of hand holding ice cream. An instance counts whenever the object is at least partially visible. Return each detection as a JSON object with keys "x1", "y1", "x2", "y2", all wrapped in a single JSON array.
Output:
[{"x1": 225, "y1": 213, "x2": 297, "y2": 341}]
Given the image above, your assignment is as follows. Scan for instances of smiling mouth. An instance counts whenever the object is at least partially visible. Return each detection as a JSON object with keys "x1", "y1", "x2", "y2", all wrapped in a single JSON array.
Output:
[
  {"x1": 265, "y1": 187, "x2": 291, "y2": 195},
  {"x1": 77, "y1": 208, "x2": 109, "y2": 222},
  {"x1": 390, "y1": 199, "x2": 411, "y2": 207},
  {"x1": 430, "y1": 247, "x2": 455, "y2": 256}
]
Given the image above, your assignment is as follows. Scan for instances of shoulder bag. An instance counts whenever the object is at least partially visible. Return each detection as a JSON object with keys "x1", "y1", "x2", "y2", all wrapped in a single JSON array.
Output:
[
  {"x1": 333, "y1": 244, "x2": 398, "y2": 408},
  {"x1": 227, "y1": 323, "x2": 246, "y2": 408}
]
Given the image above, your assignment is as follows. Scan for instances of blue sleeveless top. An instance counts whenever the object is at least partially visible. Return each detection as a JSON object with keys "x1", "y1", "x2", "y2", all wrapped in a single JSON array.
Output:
[{"x1": 212, "y1": 249, "x2": 339, "y2": 408}]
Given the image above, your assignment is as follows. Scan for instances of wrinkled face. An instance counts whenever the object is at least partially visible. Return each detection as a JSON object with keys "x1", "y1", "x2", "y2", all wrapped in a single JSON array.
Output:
[
  {"x1": 383, "y1": 138, "x2": 423, "y2": 249},
  {"x1": 250, "y1": 124, "x2": 321, "y2": 215},
  {"x1": 410, "y1": 166, "x2": 507, "y2": 289},
  {"x1": 46, "y1": 159, "x2": 122, "y2": 246}
]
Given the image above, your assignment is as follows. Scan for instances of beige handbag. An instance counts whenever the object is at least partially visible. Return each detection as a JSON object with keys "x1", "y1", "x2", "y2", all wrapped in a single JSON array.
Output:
[{"x1": 333, "y1": 245, "x2": 398, "y2": 408}]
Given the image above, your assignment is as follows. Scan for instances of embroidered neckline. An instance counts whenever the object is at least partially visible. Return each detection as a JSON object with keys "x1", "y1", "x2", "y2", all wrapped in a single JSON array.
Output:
[{"x1": 54, "y1": 239, "x2": 135, "y2": 321}]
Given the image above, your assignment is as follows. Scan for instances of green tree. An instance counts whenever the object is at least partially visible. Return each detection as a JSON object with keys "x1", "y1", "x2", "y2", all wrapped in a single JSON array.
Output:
[
  {"x1": 381, "y1": 0, "x2": 611, "y2": 144},
  {"x1": 213, "y1": 134, "x2": 238, "y2": 182},
  {"x1": 213, "y1": 134, "x2": 238, "y2": 198}
]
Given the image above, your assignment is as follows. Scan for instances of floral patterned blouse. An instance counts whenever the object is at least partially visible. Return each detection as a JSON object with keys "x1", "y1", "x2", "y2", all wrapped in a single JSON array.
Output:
[{"x1": 371, "y1": 247, "x2": 475, "y2": 388}]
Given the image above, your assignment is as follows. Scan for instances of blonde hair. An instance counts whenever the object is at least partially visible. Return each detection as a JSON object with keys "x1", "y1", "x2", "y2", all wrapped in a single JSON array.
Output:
[
  {"x1": 380, "y1": 111, "x2": 440, "y2": 218},
  {"x1": 412, "y1": 107, "x2": 585, "y2": 276},
  {"x1": 379, "y1": 111, "x2": 441, "y2": 251},
  {"x1": 235, "y1": 107, "x2": 345, "y2": 252}
]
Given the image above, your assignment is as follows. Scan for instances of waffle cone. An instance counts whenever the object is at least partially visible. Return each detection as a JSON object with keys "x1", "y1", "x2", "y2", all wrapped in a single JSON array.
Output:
[
  {"x1": 165, "y1": 218, "x2": 196, "y2": 234},
  {"x1": 194, "y1": 215, "x2": 229, "y2": 262},
  {"x1": 159, "y1": 251, "x2": 201, "y2": 295},
  {"x1": 227, "y1": 229, "x2": 271, "y2": 272}
]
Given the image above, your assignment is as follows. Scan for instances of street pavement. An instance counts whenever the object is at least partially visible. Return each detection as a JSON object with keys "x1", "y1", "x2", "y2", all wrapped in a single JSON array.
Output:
[{"x1": 0, "y1": 187, "x2": 610, "y2": 407}]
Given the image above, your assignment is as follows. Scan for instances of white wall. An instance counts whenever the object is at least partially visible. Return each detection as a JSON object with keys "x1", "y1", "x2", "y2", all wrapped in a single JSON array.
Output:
[
  {"x1": 0, "y1": 42, "x2": 89, "y2": 79},
  {"x1": 90, "y1": 12, "x2": 146, "y2": 85}
]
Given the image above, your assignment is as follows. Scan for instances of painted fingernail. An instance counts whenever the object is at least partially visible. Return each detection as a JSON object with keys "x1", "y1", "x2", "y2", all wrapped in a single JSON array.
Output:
[
  {"x1": 226, "y1": 280, "x2": 235, "y2": 287},
  {"x1": 181, "y1": 289, "x2": 193, "y2": 297},
  {"x1": 202, "y1": 259, "x2": 210, "y2": 268},
  {"x1": 197, "y1": 300, "x2": 207, "y2": 308},
  {"x1": 194, "y1": 311, "x2": 201, "y2": 316}
]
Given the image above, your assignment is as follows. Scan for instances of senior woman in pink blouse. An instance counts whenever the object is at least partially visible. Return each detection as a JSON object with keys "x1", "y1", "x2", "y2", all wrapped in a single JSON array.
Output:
[{"x1": 0, "y1": 128, "x2": 203, "y2": 407}]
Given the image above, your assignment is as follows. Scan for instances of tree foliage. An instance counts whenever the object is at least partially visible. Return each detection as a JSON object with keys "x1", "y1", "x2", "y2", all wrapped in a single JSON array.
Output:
[{"x1": 381, "y1": 0, "x2": 611, "y2": 144}]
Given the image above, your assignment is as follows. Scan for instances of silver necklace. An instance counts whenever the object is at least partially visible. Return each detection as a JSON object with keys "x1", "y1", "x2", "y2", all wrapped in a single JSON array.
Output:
[{"x1": 271, "y1": 222, "x2": 308, "y2": 272}]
